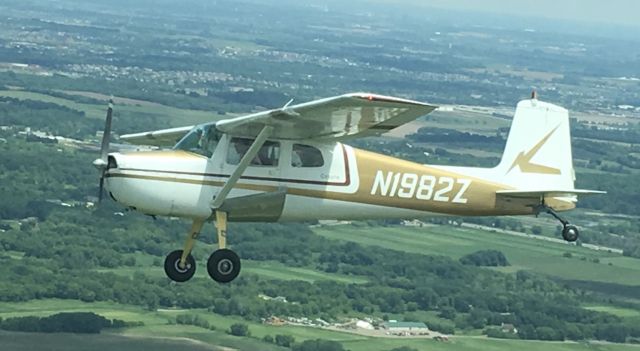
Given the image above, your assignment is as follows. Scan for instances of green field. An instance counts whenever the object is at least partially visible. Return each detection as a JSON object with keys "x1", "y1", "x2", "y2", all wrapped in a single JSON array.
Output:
[
  {"x1": 1, "y1": 300, "x2": 639, "y2": 351},
  {"x1": 98, "y1": 258, "x2": 368, "y2": 284},
  {"x1": 0, "y1": 330, "x2": 221, "y2": 351},
  {"x1": 424, "y1": 110, "x2": 510, "y2": 135},
  {"x1": 584, "y1": 305, "x2": 640, "y2": 318},
  {"x1": 0, "y1": 89, "x2": 223, "y2": 127},
  {"x1": 313, "y1": 224, "x2": 640, "y2": 287}
]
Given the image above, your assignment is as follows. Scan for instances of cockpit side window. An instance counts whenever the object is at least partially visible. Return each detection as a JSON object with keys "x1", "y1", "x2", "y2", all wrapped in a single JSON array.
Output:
[
  {"x1": 292, "y1": 144, "x2": 324, "y2": 167},
  {"x1": 227, "y1": 137, "x2": 280, "y2": 167},
  {"x1": 174, "y1": 125, "x2": 220, "y2": 158}
]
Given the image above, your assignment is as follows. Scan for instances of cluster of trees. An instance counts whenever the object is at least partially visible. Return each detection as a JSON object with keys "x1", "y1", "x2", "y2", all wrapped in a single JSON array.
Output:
[
  {"x1": 0, "y1": 96, "x2": 100, "y2": 138},
  {"x1": 0, "y1": 137, "x2": 96, "y2": 219},
  {"x1": 0, "y1": 312, "x2": 128, "y2": 334},
  {"x1": 623, "y1": 245, "x2": 640, "y2": 258},
  {"x1": 229, "y1": 323, "x2": 250, "y2": 337},
  {"x1": 459, "y1": 250, "x2": 509, "y2": 267},
  {"x1": 174, "y1": 314, "x2": 214, "y2": 330},
  {"x1": 262, "y1": 333, "x2": 296, "y2": 347}
]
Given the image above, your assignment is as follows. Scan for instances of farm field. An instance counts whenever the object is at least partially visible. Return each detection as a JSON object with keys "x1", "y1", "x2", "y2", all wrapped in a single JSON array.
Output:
[
  {"x1": 1, "y1": 300, "x2": 639, "y2": 351},
  {"x1": 0, "y1": 89, "x2": 222, "y2": 127},
  {"x1": 313, "y1": 224, "x2": 640, "y2": 287},
  {"x1": 0, "y1": 330, "x2": 221, "y2": 351}
]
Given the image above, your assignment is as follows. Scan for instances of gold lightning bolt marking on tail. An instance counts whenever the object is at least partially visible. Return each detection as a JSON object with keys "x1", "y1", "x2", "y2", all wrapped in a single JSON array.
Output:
[{"x1": 508, "y1": 125, "x2": 562, "y2": 175}]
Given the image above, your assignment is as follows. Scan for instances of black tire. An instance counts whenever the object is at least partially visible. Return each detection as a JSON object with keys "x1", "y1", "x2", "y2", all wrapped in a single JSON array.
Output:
[
  {"x1": 207, "y1": 249, "x2": 241, "y2": 283},
  {"x1": 562, "y1": 224, "x2": 579, "y2": 242},
  {"x1": 164, "y1": 250, "x2": 196, "y2": 282}
]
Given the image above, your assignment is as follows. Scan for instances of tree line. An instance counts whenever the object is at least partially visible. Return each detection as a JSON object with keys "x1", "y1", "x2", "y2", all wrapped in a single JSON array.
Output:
[{"x1": 0, "y1": 312, "x2": 131, "y2": 334}]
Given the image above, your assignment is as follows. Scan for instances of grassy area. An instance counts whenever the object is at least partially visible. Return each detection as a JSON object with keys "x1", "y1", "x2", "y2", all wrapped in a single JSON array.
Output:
[
  {"x1": 98, "y1": 257, "x2": 367, "y2": 284},
  {"x1": 242, "y1": 261, "x2": 368, "y2": 284},
  {"x1": 584, "y1": 305, "x2": 640, "y2": 318},
  {"x1": 343, "y1": 337, "x2": 640, "y2": 351},
  {"x1": 123, "y1": 325, "x2": 287, "y2": 351},
  {"x1": 0, "y1": 300, "x2": 165, "y2": 325},
  {"x1": 2, "y1": 300, "x2": 640, "y2": 351},
  {"x1": 313, "y1": 224, "x2": 640, "y2": 287},
  {"x1": 0, "y1": 330, "x2": 221, "y2": 351}
]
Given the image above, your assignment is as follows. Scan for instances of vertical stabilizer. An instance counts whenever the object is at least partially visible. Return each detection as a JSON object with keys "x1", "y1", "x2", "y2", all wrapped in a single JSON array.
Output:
[{"x1": 495, "y1": 98, "x2": 575, "y2": 190}]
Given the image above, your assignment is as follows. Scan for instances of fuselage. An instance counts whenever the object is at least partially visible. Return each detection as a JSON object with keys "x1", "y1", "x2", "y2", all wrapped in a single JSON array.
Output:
[{"x1": 104, "y1": 136, "x2": 574, "y2": 222}]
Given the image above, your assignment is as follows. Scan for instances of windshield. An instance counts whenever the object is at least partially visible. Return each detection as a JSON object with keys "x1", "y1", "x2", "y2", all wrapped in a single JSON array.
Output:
[{"x1": 174, "y1": 124, "x2": 221, "y2": 157}]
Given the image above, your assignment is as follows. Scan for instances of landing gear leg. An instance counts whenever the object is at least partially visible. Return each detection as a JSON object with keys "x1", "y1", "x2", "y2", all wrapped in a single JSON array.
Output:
[
  {"x1": 164, "y1": 220, "x2": 204, "y2": 282},
  {"x1": 207, "y1": 211, "x2": 241, "y2": 283},
  {"x1": 540, "y1": 205, "x2": 579, "y2": 242}
]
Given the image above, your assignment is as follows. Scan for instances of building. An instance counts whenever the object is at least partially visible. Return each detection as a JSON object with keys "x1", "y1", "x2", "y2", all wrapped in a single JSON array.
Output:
[
  {"x1": 501, "y1": 323, "x2": 518, "y2": 334},
  {"x1": 355, "y1": 320, "x2": 374, "y2": 330},
  {"x1": 382, "y1": 321, "x2": 429, "y2": 333}
]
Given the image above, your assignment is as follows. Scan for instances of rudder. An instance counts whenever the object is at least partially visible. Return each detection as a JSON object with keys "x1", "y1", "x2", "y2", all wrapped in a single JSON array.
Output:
[{"x1": 495, "y1": 98, "x2": 575, "y2": 191}]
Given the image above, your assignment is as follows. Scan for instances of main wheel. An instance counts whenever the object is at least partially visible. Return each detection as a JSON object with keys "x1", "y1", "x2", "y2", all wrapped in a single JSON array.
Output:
[
  {"x1": 562, "y1": 224, "x2": 579, "y2": 242},
  {"x1": 164, "y1": 250, "x2": 196, "y2": 282},
  {"x1": 207, "y1": 249, "x2": 241, "y2": 283}
]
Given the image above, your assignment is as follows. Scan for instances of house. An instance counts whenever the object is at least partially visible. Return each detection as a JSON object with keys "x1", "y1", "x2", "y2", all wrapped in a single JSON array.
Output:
[{"x1": 501, "y1": 323, "x2": 518, "y2": 334}]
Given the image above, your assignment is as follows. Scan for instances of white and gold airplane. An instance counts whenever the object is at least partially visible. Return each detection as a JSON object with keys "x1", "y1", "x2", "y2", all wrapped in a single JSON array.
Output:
[{"x1": 93, "y1": 93, "x2": 604, "y2": 283}]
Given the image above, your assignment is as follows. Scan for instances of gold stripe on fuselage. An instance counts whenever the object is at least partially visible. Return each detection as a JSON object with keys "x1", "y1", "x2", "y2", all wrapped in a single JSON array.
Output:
[{"x1": 107, "y1": 147, "x2": 572, "y2": 215}]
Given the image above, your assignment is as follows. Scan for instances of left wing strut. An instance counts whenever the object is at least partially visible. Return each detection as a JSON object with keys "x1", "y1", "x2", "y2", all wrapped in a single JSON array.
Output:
[{"x1": 210, "y1": 125, "x2": 274, "y2": 209}]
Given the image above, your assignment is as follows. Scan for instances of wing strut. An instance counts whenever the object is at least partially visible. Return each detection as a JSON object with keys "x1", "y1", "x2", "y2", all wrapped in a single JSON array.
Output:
[{"x1": 210, "y1": 125, "x2": 274, "y2": 209}]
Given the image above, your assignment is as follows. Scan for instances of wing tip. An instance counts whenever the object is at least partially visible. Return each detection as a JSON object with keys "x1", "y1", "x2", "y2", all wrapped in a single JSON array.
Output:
[{"x1": 348, "y1": 92, "x2": 437, "y2": 108}]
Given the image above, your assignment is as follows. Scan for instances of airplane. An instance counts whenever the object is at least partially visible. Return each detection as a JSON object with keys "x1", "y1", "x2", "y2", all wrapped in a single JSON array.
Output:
[{"x1": 92, "y1": 92, "x2": 604, "y2": 284}]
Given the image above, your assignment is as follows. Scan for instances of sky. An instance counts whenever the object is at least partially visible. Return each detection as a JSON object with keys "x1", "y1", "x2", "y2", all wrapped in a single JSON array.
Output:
[{"x1": 414, "y1": 0, "x2": 640, "y2": 28}]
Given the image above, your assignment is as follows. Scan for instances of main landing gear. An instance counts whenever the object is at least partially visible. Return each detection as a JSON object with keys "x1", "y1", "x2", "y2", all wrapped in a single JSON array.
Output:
[
  {"x1": 539, "y1": 204, "x2": 579, "y2": 242},
  {"x1": 164, "y1": 211, "x2": 241, "y2": 283}
]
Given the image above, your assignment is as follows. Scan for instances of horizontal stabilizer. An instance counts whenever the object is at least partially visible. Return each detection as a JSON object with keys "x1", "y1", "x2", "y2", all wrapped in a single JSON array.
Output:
[{"x1": 496, "y1": 189, "x2": 607, "y2": 198}]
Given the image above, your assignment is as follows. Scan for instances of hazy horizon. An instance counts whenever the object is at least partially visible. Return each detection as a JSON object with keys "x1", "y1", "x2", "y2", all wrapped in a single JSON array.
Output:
[{"x1": 400, "y1": 0, "x2": 640, "y2": 28}]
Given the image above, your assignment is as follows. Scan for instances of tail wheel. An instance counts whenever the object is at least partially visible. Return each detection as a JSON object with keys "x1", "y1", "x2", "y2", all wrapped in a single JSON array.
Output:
[
  {"x1": 164, "y1": 250, "x2": 196, "y2": 282},
  {"x1": 562, "y1": 225, "x2": 579, "y2": 242},
  {"x1": 207, "y1": 249, "x2": 241, "y2": 283}
]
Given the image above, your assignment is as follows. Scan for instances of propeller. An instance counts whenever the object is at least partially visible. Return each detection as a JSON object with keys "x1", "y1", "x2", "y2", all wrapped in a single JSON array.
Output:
[{"x1": 92, "y1": 98, "x2": 114, "y2": 203}]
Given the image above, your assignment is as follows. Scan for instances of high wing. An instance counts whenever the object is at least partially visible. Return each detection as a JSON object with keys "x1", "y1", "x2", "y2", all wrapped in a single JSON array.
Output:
[
  {"x1": 119, "y1": 125, "x2": 194, "y2": 147},
  {"x1": 119, "y1": 93, "x2": 436, "y2": 146},
  {"x1": 216, "y1": 92, "x2": 437, "y2": 140}
]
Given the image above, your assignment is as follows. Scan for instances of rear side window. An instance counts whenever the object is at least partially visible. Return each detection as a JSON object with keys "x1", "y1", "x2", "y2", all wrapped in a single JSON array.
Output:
[
  {"x1": 227, "y1": 137, "x2": 280, "y2": 167},
  {"x1": 292, "y1": 144, "x2": 324, "y2": 168}
]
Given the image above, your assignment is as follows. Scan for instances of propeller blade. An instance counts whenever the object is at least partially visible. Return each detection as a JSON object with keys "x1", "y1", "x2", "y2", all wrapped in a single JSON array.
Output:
[
  {"x1": 94, "y1": 98, "x2": 114, "y2": 204},
  {"x1": 99, "y1": 99, "x2": 114, "y2": 163},
  {"x1": 98, "y1": 172, "x2": 105, "y2": 202}
]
